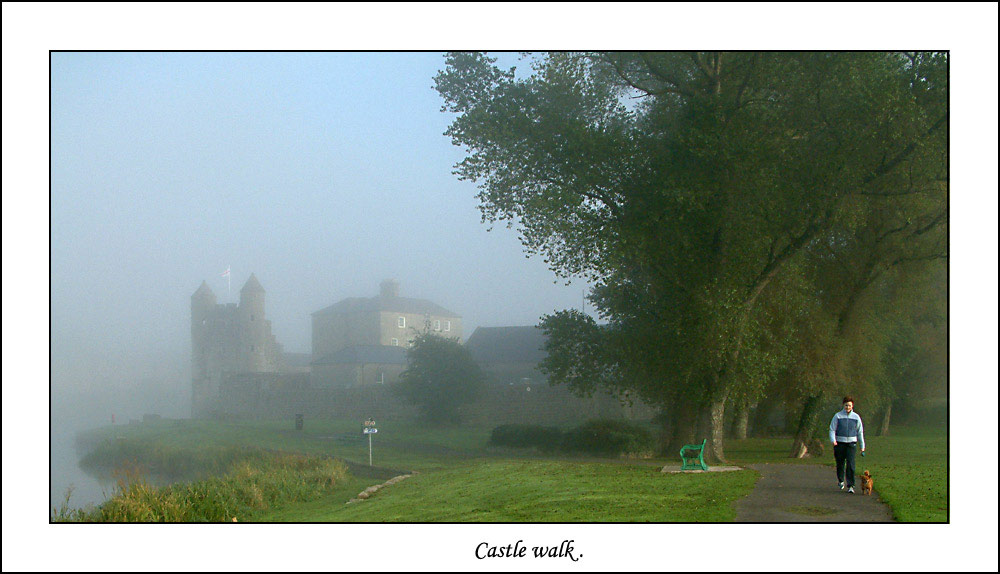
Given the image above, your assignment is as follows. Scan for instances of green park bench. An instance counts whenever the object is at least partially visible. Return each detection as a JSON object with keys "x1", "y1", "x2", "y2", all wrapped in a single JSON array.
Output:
[{"x1": 680, "y1": 439, "x2": 709, "y2": 471}]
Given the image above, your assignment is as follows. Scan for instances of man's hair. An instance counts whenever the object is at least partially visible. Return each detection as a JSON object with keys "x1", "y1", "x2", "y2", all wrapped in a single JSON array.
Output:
[{"x1": 843, "y1": 395, "x2": 854, "y2": 405}]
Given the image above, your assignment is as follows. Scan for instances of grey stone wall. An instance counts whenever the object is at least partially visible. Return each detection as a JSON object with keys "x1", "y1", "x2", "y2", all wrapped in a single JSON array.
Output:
[{"x1": 310, "y1": 362, "x2": 407, "y2": 389}]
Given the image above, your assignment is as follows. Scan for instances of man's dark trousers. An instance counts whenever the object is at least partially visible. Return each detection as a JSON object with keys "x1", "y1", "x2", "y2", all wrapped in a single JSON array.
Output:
[{"x1": 834, "y1": 442, "x2": 857, "y2": 487}]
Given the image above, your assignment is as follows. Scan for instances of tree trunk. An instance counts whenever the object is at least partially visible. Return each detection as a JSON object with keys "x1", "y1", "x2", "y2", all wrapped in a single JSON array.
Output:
[
  {"x1": 790, "y1": 395, "x2": 823, "y2": 458},
  {"x1": 731, "y1": 400, "x2": 754, "y2": 440},
  {"x1": 707, "y1": 394, "x2": 728, "y2": 464},
  {"x1": 878, "y1": 402, "x2": 892, "y2": 436}
]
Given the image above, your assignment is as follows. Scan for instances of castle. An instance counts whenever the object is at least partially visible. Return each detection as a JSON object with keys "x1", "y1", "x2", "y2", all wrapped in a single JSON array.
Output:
[
  {"x1": 191, "y1": 275, "x2": 654, "y2": 423},
  {"x1": 190, "y1": 275, "x2": 463, "y2": 415},
  {"x1": 190, "y1": 274, "x2": 287, "y2": 417}
]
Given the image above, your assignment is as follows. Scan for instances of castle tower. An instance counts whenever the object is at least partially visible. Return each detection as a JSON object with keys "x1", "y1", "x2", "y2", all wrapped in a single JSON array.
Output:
[
  {"x1": 239, "y1": 273, "x2": 268, "y2": 372},
  {"x1": 191, "y1": 274, "x2": 288, "y2": 417},
  {"x1": 191, "y1": 281, "x2": 217, "y2": 417}
]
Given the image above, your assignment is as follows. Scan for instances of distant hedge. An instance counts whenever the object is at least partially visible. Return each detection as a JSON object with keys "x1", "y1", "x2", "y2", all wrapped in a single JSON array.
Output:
[
  {"x1": 490, "y1": 419, "x2": 654, "y2": 457},
  {"x1": 489, "y1": 424, "x2": 562, "y2": 452},
  {"x1": 560, "y1": 419, "x2": 654, "y2": 457}
]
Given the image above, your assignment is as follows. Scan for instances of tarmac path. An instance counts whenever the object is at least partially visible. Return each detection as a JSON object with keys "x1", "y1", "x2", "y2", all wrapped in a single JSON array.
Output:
[{"x1": 735, "y1": 463, "x2": 895, "y2": 522}]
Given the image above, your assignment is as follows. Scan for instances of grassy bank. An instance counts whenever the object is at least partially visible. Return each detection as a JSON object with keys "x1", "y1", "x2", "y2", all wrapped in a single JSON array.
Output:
[
  {"x1": 55, "y1": 447, "x2": 348, "y2": 522},
  {"x1": 260, "y1": 460, "x2": 757, "y2": 522},
  {"x1": 71, "y1": 418, "x2": 946, "y2": 522}
]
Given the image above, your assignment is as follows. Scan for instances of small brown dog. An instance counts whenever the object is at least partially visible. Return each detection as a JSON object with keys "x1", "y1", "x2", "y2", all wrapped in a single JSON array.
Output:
[{"x1": 860, "y1": 470, "x2": 874, "y2": 495}]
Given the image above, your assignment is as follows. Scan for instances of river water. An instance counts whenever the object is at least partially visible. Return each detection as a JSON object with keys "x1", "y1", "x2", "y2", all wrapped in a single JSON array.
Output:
[{"x1": 50, "y1": 425, "x2": 115, "y2": 512}]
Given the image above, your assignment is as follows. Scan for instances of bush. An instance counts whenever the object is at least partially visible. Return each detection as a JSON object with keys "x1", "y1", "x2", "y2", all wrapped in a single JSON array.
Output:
[
  {"x1": 560, "y1": 419, "x2": 654, "y2": 457},
  {"x1": 489, "y1": 424, "x2": 563, "y2": 452}
]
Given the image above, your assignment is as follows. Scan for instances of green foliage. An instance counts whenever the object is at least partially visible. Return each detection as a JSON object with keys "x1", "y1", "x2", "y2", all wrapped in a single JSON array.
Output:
[
  {"x1": 489, "y1": 419, "x2": 656, "y2": 458},
  {"x1": 79, "y1": 438, "x2": 254, "y2": 481},
  {"x1": 395, "y1": 332, "x2": 486, "y2": 424},
  {"x1": 538, "y1": 310, "x2": 621, "y2": 397},
  {"x1": 58, "y1": 449, "x2": 348, "y2": 522},
  {"x1": 560, "y1": 419, "x2": 655, "y2": 457},
  {"x1": 436, "y1": 52, "x2": 947, "y2": 456},
  {"x1": 71, "y1": 417, "x2": 943, "y2": 523},
  {"x1": 489, "y1": 423, "x2": 562, "y2": 452}
]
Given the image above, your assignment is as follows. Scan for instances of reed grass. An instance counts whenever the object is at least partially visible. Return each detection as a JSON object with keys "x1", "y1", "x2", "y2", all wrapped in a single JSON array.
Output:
[{"x1": 57, "y1": 448, "x2": 347, "y2": 522}]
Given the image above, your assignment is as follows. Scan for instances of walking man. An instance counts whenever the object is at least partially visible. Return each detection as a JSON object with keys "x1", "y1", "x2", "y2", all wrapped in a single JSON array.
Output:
[{"x1": 830, "y1": 396, "x2": 865, "y2": 494}]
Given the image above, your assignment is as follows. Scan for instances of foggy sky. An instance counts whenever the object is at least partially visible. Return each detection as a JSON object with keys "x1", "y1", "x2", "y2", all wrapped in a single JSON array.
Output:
[
  {"x1": 50, "y1": 51, "x2": 592, "y2": 404},
  {"x1": 4, "y1": 3, "x2": 998, "y2": 573}
]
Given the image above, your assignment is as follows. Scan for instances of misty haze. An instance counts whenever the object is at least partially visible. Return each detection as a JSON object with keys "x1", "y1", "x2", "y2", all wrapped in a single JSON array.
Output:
[
  {"x1": 43, "y1": 49, "x2": 955, "y2": 550},
  {"x1": 2, "y1": 0, "x2": 995, "y2": 569}
]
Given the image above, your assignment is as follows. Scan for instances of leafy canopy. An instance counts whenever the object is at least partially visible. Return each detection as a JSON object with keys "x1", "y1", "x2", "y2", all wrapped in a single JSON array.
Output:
[{"x1": 435, "y1": 52, "x2": 947, "y2": 427}]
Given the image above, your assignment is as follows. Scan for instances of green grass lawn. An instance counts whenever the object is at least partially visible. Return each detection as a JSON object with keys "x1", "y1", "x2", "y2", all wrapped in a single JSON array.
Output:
[
  {"x1": 78, "y1": 418, "x2": 498, "y2": 473},
  {"x1": 75, "y1": 418, "x2": 946, "y2": 522},
  {"x1": 258, "y1": 459, "x2": 758, "y2": 522}
]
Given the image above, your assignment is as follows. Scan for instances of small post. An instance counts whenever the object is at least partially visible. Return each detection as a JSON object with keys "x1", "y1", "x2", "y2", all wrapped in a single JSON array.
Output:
[{"x1": 363, "y1": 417, "x2": 377, "y2": 467}]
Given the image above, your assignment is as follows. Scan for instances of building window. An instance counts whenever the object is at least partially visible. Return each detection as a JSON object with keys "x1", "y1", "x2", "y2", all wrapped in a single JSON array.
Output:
[
  {"x1": 376, "y1": 370, "x2": 385, "y2": 384},
  {"x1": 444, "y1": 320, "x2": 451, "y2": 332},
  {"x1": 391, "y1": 338, "x2": 399, "y2": 346},
  {"x1": 250, "y1": 314, "x2": 255, "y2": 322},
  {"x1": 250, "y1": 345, "x2": 255, "y2": 352},
  {"x1": 434, "y1": 320, "x2": 441, "y2": 331},
  {"x1": 398, "y1": 316, "x2": 406, "y2": 328}
]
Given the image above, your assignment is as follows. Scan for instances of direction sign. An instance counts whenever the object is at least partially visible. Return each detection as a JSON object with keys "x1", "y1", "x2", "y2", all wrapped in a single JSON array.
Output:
[{"x1": 364, "y1": 427, "x2": 378, "y2": 434}]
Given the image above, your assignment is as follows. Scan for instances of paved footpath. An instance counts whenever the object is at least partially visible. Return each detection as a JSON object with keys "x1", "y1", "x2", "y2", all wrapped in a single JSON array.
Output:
[{"x1": 735, "y1": 463, "x2": 894, "y2": 522}]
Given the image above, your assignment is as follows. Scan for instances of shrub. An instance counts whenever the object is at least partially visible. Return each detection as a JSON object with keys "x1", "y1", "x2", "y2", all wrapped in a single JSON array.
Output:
[
  {"x1": 489, "y1": 424, "x2": 563, "y2": 452},
  {"x1": 560, "y1": 419, "x2": 654, "y2": 457}
]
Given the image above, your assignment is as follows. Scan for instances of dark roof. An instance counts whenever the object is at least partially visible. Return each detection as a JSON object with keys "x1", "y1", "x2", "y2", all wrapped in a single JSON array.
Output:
[
  {"x1": 465, "y1": 326, "x2": 548, "y2": 364},
  {"x1": 241, "y1": 273, "x2": 265, "y2": 293},
  {"x1": 312, "y1": 295, "x2": 460, "y2": 318},
  {"x1": 312, "y1": 345, "x2": 408, "y2": 366}
]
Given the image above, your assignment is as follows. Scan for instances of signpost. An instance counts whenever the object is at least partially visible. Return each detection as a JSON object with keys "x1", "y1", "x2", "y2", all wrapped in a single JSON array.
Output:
[{"x1": 363, "y1": 418, "x2": 377, "y2": 466}]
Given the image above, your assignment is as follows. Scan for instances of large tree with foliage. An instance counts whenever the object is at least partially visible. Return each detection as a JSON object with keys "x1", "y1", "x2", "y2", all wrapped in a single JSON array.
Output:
[
  {"x1": 435, "y1": 52, "x2": 947, "y2": 461},
  {"x1": 395, "y1": 333, "x2": 486, "y2": 425}
]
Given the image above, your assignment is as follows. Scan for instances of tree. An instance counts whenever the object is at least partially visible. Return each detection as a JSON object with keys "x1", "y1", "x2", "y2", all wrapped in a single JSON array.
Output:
[
  {"x1": 395, "y1": 332, "x2": 486, "y2": 425},
  {"x1": 436, "y1": 52, "x2": 947, "y2": 461}
]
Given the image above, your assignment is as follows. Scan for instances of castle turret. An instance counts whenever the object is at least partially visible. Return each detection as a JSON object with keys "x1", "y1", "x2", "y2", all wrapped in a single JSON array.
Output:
[
  {"x1": 240, "y1": 273, "x2": 266, "y2": 314},
  {"x1": 191, "y1": 281, "x2": 217, "y2": 417},
  {"x1": 191, "y1": 281, "x2": 217, "y2": 357},
  {"x1": 240, "y1": 273, "x2": 268, "y2": 371},
  {"x1": 192, "y1": 280, "x2": 217, "y2": 316}
]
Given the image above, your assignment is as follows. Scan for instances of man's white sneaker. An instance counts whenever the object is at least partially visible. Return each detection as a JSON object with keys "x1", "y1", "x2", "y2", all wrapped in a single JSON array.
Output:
[
  {"x1": 839, "y1": 482, "x2": 845, "y2": 490},
  {"x1": 847, "y1": 486, "x2": 855, "y2": 494}
]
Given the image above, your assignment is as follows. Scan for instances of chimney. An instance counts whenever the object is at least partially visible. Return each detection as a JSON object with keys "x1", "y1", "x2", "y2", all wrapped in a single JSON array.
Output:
[{"x1": 380, "y1": 279, "x2": 400, "y2": 298}]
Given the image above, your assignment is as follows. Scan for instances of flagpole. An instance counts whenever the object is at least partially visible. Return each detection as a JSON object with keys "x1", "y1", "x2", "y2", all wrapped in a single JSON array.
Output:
[{"x1": 222, "y1": 265, "x2": 231, "y2": 301}]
